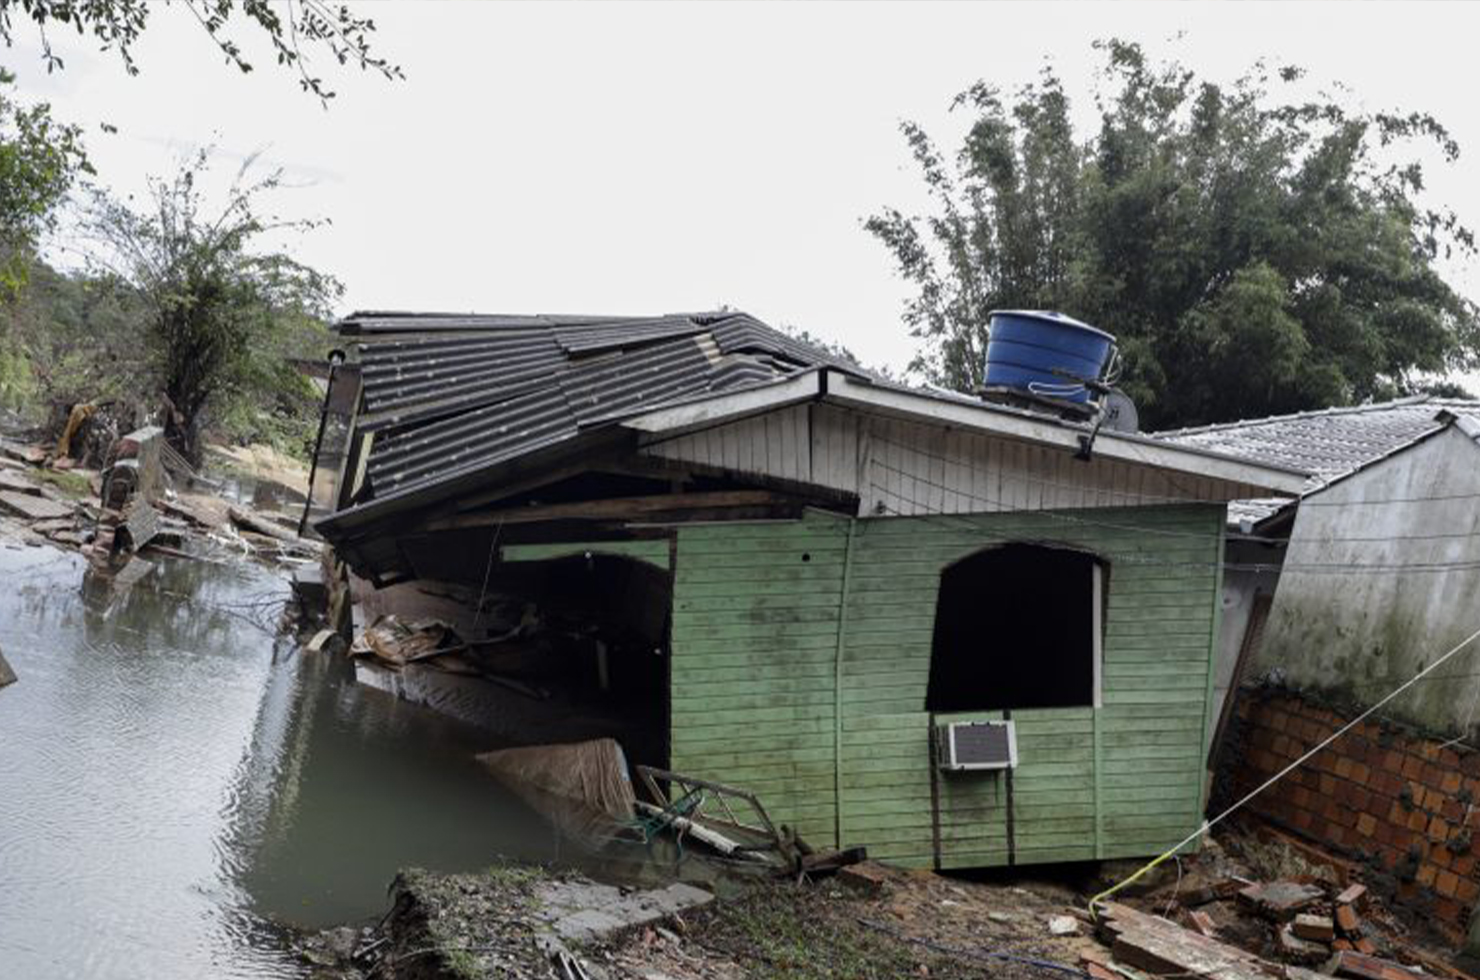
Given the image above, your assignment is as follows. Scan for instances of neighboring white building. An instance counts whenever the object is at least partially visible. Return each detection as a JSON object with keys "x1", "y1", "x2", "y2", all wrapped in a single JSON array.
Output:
[{"x1": 1158, "y1": 397, "x2": 1480, "y2": 744}]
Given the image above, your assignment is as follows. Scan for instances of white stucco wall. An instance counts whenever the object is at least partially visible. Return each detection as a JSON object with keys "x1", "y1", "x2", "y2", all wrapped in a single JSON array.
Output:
[{"x1": 1258, "y1": 425, "x2": 1480, "y2": 735}]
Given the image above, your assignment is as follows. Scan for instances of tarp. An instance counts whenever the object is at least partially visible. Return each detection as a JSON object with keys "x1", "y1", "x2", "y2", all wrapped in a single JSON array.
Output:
[{"x1": 477, "y1": 738, "x2": 635, "y2": 846}]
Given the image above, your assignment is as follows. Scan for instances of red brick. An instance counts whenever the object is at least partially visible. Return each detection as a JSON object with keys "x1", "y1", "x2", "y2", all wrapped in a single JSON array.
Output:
[
  {"x1": 1336, "y1": 902, "x2": 1362, "y2": 933},
  {"x1": 1430, "y1": 816, "x2": 1452, "y2": 841},
  {"x1": 1321, "y1": 773, "x2": 1339, "y2": 796},
  {"x1": 1409, "y1": 809, "x2": 1431, "y2": 832},
  {"x1": 1418, "y1": 862, "x2": 1439, "y2": 886},
  {"x1": 1423, "y1": 786, "x2": 1447, "y2": 811},
  {"x1": 1435, "y1": 897, "x2": 1463, "y2": 924},
  {"x1": 1356, "y1": 813, "x2": 1378, "y2": 838},
  {"x1": 1403, "y1": 755, "x2": 1426, "y2": 779},
  {"x1": 1437, "y1": 869, "x2": 1461, "y2": 898},
  {"x1": 1442, "y1": 747, "x2": 1462, "y2": 769},
  {"x1": 1352, "y1": 762, "x2": 1372, "y2": 786},
  {"x1": 1453, "y1": 854, "x2": 1475, "y2": 876},
  {"x1": 1442, "y1": 770, "x2": 1463, "y2": 794},
  {"x1": 1457, "y1": 876, "x2": 1480, "y2": 904},
  {"x1": 1420, "y1": 742, "x2": 1442, "y2": 762},
  {"x1": 1335, "y1": 756, "x2": 1355, "y2": 779}
]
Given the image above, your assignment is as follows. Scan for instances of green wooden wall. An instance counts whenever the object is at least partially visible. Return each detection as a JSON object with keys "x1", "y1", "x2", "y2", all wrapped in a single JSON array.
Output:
[{"x1": 668, "y1": 505, "x2": 1225, "y2": 868}]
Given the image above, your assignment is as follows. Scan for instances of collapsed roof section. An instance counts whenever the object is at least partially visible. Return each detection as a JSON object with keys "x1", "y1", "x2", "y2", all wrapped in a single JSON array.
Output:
[{"x1": 341, "y1": 310, "x2": 865, "y2": 503}]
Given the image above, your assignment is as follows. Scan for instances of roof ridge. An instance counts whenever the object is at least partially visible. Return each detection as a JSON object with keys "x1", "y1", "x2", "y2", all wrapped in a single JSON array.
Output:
[{"x1": 1152, "y1": 395, "x2": 1440, "y2": 438}]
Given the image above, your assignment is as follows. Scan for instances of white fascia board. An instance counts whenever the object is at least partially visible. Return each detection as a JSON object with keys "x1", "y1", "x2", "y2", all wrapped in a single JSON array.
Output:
[
  {"x1": 619, "y1": 371, "x2": 823, "y2": 436},
  {"x1": 823, "y1": 372, "x2": 1308, "y2": 496}
]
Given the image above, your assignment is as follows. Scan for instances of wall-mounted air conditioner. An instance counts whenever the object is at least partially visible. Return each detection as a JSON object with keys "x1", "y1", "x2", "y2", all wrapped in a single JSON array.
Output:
[{"x1": 936, "y1": 720, "x2": 1018, "y2": 771}]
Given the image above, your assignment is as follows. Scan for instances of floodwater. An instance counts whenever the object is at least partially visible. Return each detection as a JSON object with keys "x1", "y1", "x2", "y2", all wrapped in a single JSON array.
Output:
[{"x1": 0, "y1": 544, "x2": 554, "y2": 979}]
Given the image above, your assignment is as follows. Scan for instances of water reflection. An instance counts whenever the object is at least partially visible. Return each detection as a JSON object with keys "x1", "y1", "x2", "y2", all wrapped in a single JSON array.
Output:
[{"x1": 0, "y1": 544, "x2": 551, "y2": 979}]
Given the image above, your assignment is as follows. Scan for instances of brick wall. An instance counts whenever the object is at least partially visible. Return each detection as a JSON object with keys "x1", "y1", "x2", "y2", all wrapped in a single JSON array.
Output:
[{"x1": 1226, "y1": 690, "x2": 1480, "y2": 942}]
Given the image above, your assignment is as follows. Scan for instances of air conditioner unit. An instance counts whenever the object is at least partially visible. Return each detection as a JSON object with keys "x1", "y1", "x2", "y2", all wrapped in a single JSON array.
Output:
[{"x1": 936, "y1": 720, "x2": 1018, "y2": 771}]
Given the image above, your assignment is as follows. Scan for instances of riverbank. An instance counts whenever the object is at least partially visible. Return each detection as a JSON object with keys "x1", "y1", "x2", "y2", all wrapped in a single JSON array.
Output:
[
  {"x1": 294, "y1": 856, "x2": 1095, "y2": 980},
  {"x1": 295, "y1": 822, "x2": 1480, "y2": 980}
]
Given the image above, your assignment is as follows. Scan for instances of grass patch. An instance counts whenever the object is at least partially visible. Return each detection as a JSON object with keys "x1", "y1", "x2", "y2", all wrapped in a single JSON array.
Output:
[
  {"x1": 689, "y1": 884, "x2": 978, "y2": 980},
  {"x1": 33, "y1": 468, "x2": 92, "y2": 498}
]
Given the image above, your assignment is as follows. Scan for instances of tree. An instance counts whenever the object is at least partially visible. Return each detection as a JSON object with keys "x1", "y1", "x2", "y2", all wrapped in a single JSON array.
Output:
[
  {"x1": 0, "y1": 66, "x2": 87, "y2": 292},
  {"x1": 868, "y1": 41, "x2": 1480, "y2": 430},
  {"x1": 0, "y1": 0, "x2": 400, "y2": 99},
  {"x1": 79, "y1": 149, "x2": 340, "y2": 461}
]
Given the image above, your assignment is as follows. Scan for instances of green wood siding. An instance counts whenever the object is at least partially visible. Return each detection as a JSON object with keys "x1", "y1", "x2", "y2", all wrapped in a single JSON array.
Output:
[{"x1": 669, "y1": 505, "x2": 1225, "y2": 868}]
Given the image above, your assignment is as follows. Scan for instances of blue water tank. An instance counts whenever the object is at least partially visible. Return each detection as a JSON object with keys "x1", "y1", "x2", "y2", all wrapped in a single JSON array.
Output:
[{"x1": 983, "y1": 310, "x2": 1116, "y2": 405}]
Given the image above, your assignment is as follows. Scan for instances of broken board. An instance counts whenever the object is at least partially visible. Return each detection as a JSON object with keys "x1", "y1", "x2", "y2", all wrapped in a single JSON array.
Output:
[
  {"x1": 0, "y1": 490, "x2": 75, "y2": 522},
  {"x1": 1096, "y1": 902, "x2": 1274, "y2": 980}
]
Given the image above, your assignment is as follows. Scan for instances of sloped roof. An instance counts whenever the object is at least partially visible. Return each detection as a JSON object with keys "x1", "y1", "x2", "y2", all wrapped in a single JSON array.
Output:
[
  {"x1": 1154, "y1": 396, "x2": 1480, "y2": 526},
  {"x1": 340, "y1": 310, "x2": 864, "y2": 500}
]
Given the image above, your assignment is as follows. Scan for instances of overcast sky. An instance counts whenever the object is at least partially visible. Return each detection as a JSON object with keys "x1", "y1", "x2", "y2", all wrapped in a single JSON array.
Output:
[{"x1": 12, "y1": 1, "x2": 1480, "y2": 381}]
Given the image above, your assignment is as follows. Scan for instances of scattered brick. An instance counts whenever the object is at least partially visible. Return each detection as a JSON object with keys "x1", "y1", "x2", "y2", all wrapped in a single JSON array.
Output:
[
  {"x1": 1335, "y1": 884, "x2": 1367, "y2": 907},
  {"x1": 1334, "y1": 951, "x2": 1423, "y2": 980},
  {"x1": 1279, "y1": 925, "x2": 1329, "y2": 966},
  {"x1": 1292, "y1": 914, "x2": 1335, "y2": 943},
  {"x1": 1335, "y1": 903, "x2": 1361, "y2": 935},
  {"x1": 1238, "y1": 881, "x2": 1324, "y2": 921}
]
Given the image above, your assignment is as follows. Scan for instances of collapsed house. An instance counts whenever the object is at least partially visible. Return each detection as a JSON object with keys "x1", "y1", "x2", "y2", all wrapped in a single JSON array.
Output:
[
  {"x1": 1159, "y1": 397, "x2": 1480, "y2": 945},
  {"x1": 306, "y1": 309, "x2": 1304, "y2": 870}
]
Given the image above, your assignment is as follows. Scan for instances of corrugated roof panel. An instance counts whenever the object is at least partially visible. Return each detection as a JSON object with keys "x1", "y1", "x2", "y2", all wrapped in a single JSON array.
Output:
[
  {"x1": 368, "y1": 387, "x2": 576, "y2": 495},
  {"x1": 709, "y1": 314, "x2": 861, "y2": 372},
  {"x1": 359, "y1": 331, "x2": 564, "y2": 418},
  {"x1": 562, "y1": 336, "x2": 714, "y2": 422},
  {"x1": 1154, "y1": 396, "x2": 1480, "y2": 525},
  {"x1": 335, "y1": 309, "x2": 866, "y2": 503},
  {"x1": 553, "y1": 316, "x2": 707, "y2": 354}
]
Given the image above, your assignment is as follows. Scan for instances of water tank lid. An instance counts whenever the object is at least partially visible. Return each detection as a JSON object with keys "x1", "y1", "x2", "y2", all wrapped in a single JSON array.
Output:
[{"x1": 988, "y1": 309, "x2": 1116, "y2": 342}]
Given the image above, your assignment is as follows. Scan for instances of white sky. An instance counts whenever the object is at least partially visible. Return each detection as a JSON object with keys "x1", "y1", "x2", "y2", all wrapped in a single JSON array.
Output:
[{"x1": 11, "y1": 1, "x2": 1480, "y2": 382}]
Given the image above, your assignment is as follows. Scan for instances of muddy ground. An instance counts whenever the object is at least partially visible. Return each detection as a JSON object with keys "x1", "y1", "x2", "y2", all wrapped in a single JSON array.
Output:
[{"x1": 295, "y1": 821, "x2": 1480, "y2": 980}]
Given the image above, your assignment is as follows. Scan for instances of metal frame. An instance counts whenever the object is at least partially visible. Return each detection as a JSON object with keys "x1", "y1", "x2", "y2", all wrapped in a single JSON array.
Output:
[{"x1": 634, "y1": 765, "x2": 796, "y2": 867}]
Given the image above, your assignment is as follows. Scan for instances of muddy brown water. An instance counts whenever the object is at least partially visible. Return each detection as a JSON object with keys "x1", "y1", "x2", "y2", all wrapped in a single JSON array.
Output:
[{"x1": 0, "y1": 544, "x2": 556, "y2": 979}]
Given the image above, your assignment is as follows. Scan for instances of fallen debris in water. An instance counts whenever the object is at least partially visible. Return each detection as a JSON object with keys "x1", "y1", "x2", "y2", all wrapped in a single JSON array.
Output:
[
  {"x1": 350, "y1": 614, "x2": 463, "y2": 669},
  {"x1": 477, "y1": 738, "x2": 639, "y2": 848}
]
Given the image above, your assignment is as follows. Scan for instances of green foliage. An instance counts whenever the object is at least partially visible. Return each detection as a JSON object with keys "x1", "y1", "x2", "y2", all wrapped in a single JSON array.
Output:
[
  {"x1": 0, "y1": 0, "x2": 401, "y2": 100},
  {"x1": 0, "y1": 66, "x2": 88, "y2": 293},
  {"x1": 868, "y1": 41, "x2": 1480, "y2": 429},
  {"x1": 78, "y1": 148, "x2": 341, "y2": 461},
  {"x1": 1, "y1": 260, "x2": 151, "y2": 415}
]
